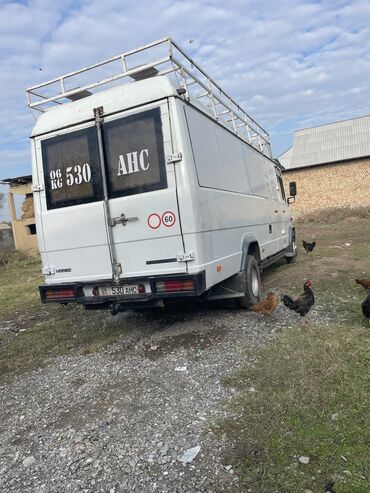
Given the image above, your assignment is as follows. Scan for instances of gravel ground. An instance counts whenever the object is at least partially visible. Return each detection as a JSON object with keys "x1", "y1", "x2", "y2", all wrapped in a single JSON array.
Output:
[{"x1": 0, "y1": 302, "x2": 301, "y2": 493}]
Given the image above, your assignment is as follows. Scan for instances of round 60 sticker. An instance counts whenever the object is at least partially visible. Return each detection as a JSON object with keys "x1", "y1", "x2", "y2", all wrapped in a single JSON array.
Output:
[{"x1": 161, "y1": 211, "x2": 176, "y2": 227}]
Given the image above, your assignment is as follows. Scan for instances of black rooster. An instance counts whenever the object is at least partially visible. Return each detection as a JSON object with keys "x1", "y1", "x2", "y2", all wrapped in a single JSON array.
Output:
[
  {"x1": 324, "y1": 480, "x2": 336, "y2": 493},
  {"x1": 282, "y1": 280, "x2": 315, "y2": 316},
  {"x1": 302, "y1": 240, "x2": 316, "y2": 253},
  {"x1": 362, "y1": 293, "x2": 370, "y2": 327}
]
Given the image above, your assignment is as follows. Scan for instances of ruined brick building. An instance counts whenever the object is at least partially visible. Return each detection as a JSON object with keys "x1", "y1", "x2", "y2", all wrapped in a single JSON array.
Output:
[
  {"x1": 0, "y1": 175, "x2": 38, "y2": 255},
  {"x1": 278, "y1": 115, "x2": 370, "y2": 214}
]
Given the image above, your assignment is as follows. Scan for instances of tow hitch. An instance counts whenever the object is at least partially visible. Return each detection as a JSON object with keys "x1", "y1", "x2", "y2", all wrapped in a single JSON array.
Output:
[{"x1": 110, "y1": 302, "x2": 126, "y2": 316}]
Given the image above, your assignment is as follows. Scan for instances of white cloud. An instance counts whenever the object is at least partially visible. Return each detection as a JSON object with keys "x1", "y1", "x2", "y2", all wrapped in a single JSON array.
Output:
[{"x1": 1, "y1": 0, "x2": 370, "y2": 185}]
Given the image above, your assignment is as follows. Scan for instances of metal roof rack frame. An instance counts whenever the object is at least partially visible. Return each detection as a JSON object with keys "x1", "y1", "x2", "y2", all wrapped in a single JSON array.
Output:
[{"x1": 26, "y1": 37, "x2": 271, "y2": 157}]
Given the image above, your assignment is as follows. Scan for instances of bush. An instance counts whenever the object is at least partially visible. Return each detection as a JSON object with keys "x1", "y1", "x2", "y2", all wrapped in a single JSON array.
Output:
[
  {"x1": 0, "y1": 250, "x2": 39, "y2": 267},
  {"x1": 295, "y1": 204, "x2": 370, "y2": 224}
]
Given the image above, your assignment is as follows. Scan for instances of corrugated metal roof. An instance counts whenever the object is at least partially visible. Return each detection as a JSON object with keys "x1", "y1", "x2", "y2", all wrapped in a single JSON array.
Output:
[
  {"x1": 277, "y1": 146, "x2": 292, "y2": 169},
  {"x1": 279, "y1": 115, "x2": 370, "y2": 170}
]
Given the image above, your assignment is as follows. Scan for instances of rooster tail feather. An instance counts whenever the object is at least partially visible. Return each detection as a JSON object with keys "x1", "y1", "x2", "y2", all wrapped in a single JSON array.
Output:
[{"x1": 282, "y1": 295, "x2": 296, "y2": 310}]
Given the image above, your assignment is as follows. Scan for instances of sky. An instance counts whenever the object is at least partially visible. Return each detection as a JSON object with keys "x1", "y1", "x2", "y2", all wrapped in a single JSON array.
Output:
[{"x1": 1, "y1": 0, "x2": 370, "y2": 220}]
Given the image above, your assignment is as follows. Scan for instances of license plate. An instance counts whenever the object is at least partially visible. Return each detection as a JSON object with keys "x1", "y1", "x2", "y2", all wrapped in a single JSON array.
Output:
[{"x1": 99, "y1": 285, "x2": 140, "y2": 296}]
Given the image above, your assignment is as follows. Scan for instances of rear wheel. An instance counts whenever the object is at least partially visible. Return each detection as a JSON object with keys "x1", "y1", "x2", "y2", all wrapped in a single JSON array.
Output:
[{"x1": 236, "y1": 255, "x2": 261, "y2": 308}]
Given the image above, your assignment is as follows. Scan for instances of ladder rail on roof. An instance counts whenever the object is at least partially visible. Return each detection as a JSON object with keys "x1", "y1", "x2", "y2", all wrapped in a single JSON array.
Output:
[
  {"x1": 26, "y1": 37, "x2": 271, "y2": 157},
  {"x1": 176, "y1": 58, "x2": 270, "y2": 153}
]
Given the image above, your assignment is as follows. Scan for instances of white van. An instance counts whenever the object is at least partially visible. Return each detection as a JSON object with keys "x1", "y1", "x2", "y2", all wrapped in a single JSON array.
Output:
[{"x1": 27, "y1": 38, "x2": 297, "y2": 313}]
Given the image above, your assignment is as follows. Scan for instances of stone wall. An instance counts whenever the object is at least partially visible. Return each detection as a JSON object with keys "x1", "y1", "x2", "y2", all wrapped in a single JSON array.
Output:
[{"x1": 282, "y1": 157, "x2": 370, "y2": 214}]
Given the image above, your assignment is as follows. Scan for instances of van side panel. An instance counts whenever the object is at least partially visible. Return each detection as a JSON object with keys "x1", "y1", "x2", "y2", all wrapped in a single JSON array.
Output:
[{"x1": 178, "y1": 104, "x2": 281, "y2": 289}]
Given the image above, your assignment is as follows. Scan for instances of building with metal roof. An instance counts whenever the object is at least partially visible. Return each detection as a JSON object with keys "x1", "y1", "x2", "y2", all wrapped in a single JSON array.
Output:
[
  {"x1": 280, "y1": 115, "x2": 370, "y2": 169},
  {"x1": 278, "y1": 115, "x2": 370, "y2": 214}
]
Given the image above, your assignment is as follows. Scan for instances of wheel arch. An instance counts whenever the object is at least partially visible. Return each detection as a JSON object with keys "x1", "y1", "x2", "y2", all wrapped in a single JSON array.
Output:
[{"x1": 240, "y1": 234, "x2": 261, "y2": 270}]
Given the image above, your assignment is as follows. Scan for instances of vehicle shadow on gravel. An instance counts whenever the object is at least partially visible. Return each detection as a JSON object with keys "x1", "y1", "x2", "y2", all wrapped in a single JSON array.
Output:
[{"x1": 109, "y1": 300, "x2": 240, "y2": 362}]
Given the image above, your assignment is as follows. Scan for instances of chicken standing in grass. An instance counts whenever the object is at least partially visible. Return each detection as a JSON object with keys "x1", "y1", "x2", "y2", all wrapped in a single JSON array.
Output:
[
  {"x1": 355, "y1": 278, "x2": 370, "y2": 290},
  {"x1": 282, "y1": 280, "x2": 315, "y2": 316},
  {"x1": 302, "y1": 240, "x2": 316, "y2": 253},
  {"x1": 362, "y1": 293, "x2": 370, "y2": 327},
  {"x1": 250, "y1": 292, "x2": 279, "y2": 316}
]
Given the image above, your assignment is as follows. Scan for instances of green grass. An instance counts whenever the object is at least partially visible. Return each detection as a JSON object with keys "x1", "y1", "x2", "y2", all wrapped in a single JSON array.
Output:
[
  {"x1": 0, "y1": 255, "x2": 130, "y2": 380},
  {"x1": 217, "y1": 215, "x2": 370, "y2": 492},
  {"x1": 0, "y1": 253, "x2": 41, "y2": 321},
  {"x1": 219, "y1": 326, "x2": 370, "y2": 493},
  {"x1": 295, "y1": 204, "x2": 370, "y2": 224}
]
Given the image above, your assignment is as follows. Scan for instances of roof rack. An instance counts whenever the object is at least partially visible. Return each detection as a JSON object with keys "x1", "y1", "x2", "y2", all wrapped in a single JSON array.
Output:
[{"x1": 26, "y1": 37, "x2": 271, "y2": 157}]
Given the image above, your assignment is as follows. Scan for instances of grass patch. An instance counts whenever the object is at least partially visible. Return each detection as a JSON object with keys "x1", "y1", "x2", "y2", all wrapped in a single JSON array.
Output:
[
  {"x1": 0, "y1": 304, "x2": 129, "y2": 378},
  {"x1": 0, "y1": 254, "x2": 41, "y2": 321},
  {"x1": 219, "y1": 325, "x2": 370, "y2": 492},
  {"x1": 295, "y1": 204, "x2": 370, "y2": 224},
  {"x1": 0, "y1": 258, "x2": 130, "y2": 380},
  {"x1": 218, "y1": 215, "x2": 370, "y2": 492}
]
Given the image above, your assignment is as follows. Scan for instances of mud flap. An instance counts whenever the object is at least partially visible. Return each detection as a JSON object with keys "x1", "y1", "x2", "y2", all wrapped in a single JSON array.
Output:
[
  {"x1": 285, "y1": 228, "x2": 297, "y2": 258},
  {"x1": 207, "y1": 271, "x2": 246, "y2": 301}
]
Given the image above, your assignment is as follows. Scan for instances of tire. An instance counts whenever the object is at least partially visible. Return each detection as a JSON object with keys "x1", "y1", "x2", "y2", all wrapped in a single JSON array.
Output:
[
  {"x1": 236, "y1": 255, "x2": 262, "y2": 308},
  {"x1": 286, "y1": 240, "x2": 297, "y2": 264}
]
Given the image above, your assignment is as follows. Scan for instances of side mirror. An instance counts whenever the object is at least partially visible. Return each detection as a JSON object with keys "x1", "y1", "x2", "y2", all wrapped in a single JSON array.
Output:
[
  {"x1": 287, "y1": 181, "x2": 297, "y2": 204},
  {"x1": 289, "y1": 181, "x2": 297, "y2": 197}
]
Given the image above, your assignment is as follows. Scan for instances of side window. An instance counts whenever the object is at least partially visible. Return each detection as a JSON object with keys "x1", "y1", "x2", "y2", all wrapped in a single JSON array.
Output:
[
  {"x1": 42, "y1": 127, "x2": 102, "y2": 210},
  {"x1": 276, "y1": 172, "x2": 286, "y2": 201},
  {"x1": 103, "y1": 107, "x2": 167, "y2": 199}
]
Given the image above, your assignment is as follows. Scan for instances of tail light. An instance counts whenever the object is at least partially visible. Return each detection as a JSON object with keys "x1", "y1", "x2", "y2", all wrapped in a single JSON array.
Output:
[
  {"x1": 44, "y1": 287, "x2": 76, "y2": 300},
  {"x1": 155, "y1": 279, "x2": 195, "y2": 293}
]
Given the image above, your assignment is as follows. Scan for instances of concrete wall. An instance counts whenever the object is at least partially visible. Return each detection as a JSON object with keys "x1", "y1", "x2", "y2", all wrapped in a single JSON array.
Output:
[{"x1": 282, "y1": 157, "x2": 370, "y2": 214}]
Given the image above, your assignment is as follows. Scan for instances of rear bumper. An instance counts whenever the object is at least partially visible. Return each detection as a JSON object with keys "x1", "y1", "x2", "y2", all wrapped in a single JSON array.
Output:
[{"x1": 39, "y1": 271, "x2": 206, "y2": 306}]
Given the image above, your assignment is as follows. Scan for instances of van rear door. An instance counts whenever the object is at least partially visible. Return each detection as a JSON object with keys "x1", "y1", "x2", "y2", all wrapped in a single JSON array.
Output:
[
  {"x1": 36, "y1": 100, "x2": 186, "y2": 283},
  {"x1": 36, "y1": 122, "x2": 112, "y2": 283},
  {"x1": 102, "y1": 102, "x2": 187, "y2": 277}
]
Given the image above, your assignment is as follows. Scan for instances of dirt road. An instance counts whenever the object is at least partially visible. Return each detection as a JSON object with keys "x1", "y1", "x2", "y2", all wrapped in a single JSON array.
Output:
[{"x1": 0, "y1": 302, "x2": 289, "y2": 492}]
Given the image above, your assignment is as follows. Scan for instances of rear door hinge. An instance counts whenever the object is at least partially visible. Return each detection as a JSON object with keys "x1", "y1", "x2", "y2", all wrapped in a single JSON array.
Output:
[
  {"x1": 177, "y1": 251, "x2": 195, "y2": 262},
  {"x1": 42, "y1": 266, "x2": 55, "y2": 275},
  {"x1": 32, "y1": 184, "x2": 44, "y2": 192},
  {"x1": 167, "y1": 152, "x2": 182, "y2": 164}
]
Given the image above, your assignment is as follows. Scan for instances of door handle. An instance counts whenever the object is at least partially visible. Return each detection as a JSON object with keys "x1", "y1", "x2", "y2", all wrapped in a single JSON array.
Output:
[{"x1": 110, "y1": 213, "x2": 138, "y2": 227}]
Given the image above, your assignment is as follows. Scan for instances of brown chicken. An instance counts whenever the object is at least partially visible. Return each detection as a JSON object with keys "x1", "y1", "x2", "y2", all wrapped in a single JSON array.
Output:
[
  {"x1": 355, "y1": 279, "x2": 370, "y2": 290},
  {"x1": 250, "y1": 292, "x2": 279, "y2": 315}
]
